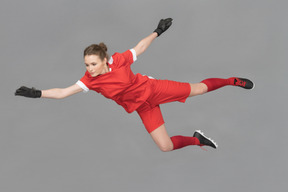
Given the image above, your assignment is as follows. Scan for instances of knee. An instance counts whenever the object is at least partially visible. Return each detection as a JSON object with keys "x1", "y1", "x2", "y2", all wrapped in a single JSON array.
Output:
[
  {"x1": 199, "y1": 83, "x2": 208, "y2": 94},
  {"x1": 158, "y1": 143, "x2": 173, "y2": 152},
  {"x1": 189, "y1": 83, "x2": 208, "y2": 97},
  {"x1": 195, "y1": 87, "x2": 206, "y2": 95}
]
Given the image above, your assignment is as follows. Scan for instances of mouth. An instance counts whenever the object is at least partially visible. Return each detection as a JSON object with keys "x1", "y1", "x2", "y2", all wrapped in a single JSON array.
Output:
[{"x1": 90, "y1": 72, "x2": 99, "y2": 77}]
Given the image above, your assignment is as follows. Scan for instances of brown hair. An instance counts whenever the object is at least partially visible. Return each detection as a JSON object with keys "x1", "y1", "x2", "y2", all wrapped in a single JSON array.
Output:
[{"x1": 83, "y1": 42, "x2": 108, "y2": 61}]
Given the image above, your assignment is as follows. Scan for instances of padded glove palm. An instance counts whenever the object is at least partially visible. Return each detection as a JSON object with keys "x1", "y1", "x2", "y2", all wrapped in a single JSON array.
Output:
[
  {"x1": 15, "y1": 86, "x2": 42, "y2": 98},
  {"x1": 154, "y1": 18, "x2": 173, "y2": 37}
]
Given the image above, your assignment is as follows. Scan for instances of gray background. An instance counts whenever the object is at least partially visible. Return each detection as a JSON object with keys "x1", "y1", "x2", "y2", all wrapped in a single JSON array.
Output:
[{"x1": 1, "y1": 0, "x2": 287, "y2": 191}]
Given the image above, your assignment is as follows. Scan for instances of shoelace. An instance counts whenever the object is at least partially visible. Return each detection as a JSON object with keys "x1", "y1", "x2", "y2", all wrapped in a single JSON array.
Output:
[
  {"x1": 235, "y1": 78, "x2": 246, "y2": 87},
  {"x1": 198, "y1": 144, "x2": 208, "y2": 151},
  {"x1": 200, "y1": 146, "x2": 208, "y2": 151}
]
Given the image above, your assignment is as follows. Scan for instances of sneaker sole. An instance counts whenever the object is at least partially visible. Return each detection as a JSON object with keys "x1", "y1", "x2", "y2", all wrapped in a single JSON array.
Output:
[
  {"x1": 251, "y1": 82, "x2": 255, "y2": 90},
  {"x1": 195, "y1": 130, "x2": 218, "y2": 149}
]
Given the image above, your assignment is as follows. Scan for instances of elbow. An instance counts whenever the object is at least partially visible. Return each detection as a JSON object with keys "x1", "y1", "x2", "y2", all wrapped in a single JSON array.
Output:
[
  {"x1": 139, "y1": 41, "x2": 146, "y2": 52},
  {"x1": 135, "y1": 42, "x2": 146, "y2": 56},
  {"x1": 50, "y1": 95, "x2": 65, "y2": 99},
  {"x1": 55, "y1": 89, "x2": 68, "y2": 99},
  {"x1": 56, "y1": 95, "x2": 66, "y2": 99},
  {"x1": 58, "y1": 93, "x2": 69, "y2": 99}
]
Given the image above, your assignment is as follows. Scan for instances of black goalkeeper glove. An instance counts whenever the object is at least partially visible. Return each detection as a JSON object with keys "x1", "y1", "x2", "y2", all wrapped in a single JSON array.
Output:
[
  {"x1": 154, "y1": 18, "x2": 173, "y2": 37},
  {"x1": 15, "y1": 86, "x2": 42, "y2": 98}
]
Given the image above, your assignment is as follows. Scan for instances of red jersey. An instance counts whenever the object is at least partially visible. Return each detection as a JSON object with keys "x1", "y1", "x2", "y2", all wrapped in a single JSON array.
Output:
[{"x1": 77, "y1": 49, "x2": 152, "y2": 113}]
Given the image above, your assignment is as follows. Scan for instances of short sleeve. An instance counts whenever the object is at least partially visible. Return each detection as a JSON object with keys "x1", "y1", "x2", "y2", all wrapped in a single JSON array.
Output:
[
  {"x1": 124, "y1": 49, "x2": 137, "y2": 63},
  {"x1": 108, "y1": 49, "x2": 137, "y2": 69},
  {"x1": 129, "y1": 49, "x2": 137, "y2": 62},
  {"x1": 76, "y1": 80, "x2": 89, "y2": 93},
  {"x1": 76, "y1": 73, "x2": 90, "y2": 93}
]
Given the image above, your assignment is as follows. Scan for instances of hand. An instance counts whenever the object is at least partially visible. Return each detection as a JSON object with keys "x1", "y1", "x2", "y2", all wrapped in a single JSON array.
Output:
[
  {"x1": 153, "y1": 18, "x2": 173, "y2": 37},
  {"x1": 15, "y1": 86, "x2": 42, "y2": 98}
]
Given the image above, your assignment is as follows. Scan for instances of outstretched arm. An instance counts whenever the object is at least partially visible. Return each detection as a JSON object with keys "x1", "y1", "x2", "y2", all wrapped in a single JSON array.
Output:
[
  {"x1": 41, "y1": 84, "x2": 83, "y2": 99},
  {"x1": 133, "y1": 18, "x2": 173, "y2": 57},
  {"x1": 15, "y1": 84, "x2": 83, "y2": 99},
  {"x1": 133, "y1": 32, "x2": 158, "y2": 57}
]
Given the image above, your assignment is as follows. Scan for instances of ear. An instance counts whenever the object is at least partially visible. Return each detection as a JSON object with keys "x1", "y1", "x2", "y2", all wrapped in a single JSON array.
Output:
[{"x1": 104, "y1": 57, "x2": 107, "y2": 63}]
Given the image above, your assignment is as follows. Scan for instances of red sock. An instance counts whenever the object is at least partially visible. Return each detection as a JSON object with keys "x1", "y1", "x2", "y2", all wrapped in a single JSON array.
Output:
[
  {"x1": 201, "y1": 78, "x2": 234, "y2": 92},
  {"x1": 171, "y1": 135, "x2": 200, "y2": 150}
]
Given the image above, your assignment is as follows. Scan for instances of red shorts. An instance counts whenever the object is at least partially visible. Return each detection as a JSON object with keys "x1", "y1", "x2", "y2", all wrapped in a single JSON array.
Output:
[{"x1": 136, "y1": 79, "x2": 191, "y2": 133}]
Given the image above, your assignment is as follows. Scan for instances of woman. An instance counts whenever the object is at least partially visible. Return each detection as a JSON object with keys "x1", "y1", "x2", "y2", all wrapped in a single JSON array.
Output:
[{"x1": 15, "y1": 18, "x2": 254, "y2": 152}]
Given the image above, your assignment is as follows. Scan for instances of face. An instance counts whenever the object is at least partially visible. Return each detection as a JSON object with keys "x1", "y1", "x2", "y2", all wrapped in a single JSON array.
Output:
[{"x1": 84, "y1": 55, "x2": 108, "y2": 77}]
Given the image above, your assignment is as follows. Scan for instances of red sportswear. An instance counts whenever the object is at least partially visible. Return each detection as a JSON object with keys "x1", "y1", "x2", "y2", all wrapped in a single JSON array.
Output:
[{"x1": 77, "y1": 49, "x2": 152, "y2": 113}]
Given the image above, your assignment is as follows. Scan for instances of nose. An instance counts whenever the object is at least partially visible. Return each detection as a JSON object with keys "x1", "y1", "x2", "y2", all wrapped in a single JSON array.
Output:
[{"x1": 88, "y1": 66, "x2": 94, "y2": 72}]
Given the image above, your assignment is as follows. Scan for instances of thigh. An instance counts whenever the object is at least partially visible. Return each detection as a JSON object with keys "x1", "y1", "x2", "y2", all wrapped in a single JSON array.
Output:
[
  {"x1": 148, "y1": 79, "x2": 191, "y2": 106},
  {"x1": 136, "y1": 104, "x2": 165, "y2": 133},
  {"x1": 136, "y1": 104, "x2": 173, "y2": 151}
]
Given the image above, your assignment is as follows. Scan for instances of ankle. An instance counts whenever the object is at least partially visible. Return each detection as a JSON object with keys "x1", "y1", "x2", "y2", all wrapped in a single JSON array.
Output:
[{"x1": 228, "y1": 77, "x2": 235, "y2": 85}]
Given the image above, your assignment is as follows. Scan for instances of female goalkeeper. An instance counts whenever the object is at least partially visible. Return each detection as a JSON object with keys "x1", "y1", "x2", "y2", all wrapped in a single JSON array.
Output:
[{"x1": 15, "y1": 18, "x2": 254, "y2": 152}]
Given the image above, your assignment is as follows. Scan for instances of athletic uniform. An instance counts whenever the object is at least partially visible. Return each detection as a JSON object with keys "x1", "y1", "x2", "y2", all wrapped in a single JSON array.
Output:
[
  {"x1": 76, "y1": 49, "x2": 191, "y2": 133},
  {"x1": 15, "y1": 17, "x2": 254, "y2": 150},
  {"x1": 15, "y1": 49, "x2": 253, "y2": 150}
]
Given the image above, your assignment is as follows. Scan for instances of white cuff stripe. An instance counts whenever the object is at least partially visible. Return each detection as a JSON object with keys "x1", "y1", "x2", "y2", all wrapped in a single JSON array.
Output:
[
  {"x1": 76, "y1": 80, "x2": 89, "y2": 93},
  {"x1": 108, "y1": 56, "x2": 113, "y2": 64},
  {"x1": 130, "y1": 49, "x2": 137, "y2": 62},
  {"x1": 143, "y1": 74, "x2": 155, "y2": 79}
]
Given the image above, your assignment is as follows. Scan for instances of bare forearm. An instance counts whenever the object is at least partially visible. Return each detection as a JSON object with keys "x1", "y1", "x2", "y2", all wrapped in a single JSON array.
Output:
[
  {"x1": 41, "y1": 88, "x2": 65, "y2": 99},
  {"x1": 41, "y1": 84, "x2": 83, "y2": 99},
  {"x1": 139, "y1": 32, "x2": 158, "y2": 50},
  {"x1": 134, "y1": 32, "x2": 158, "y2": 56}
]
